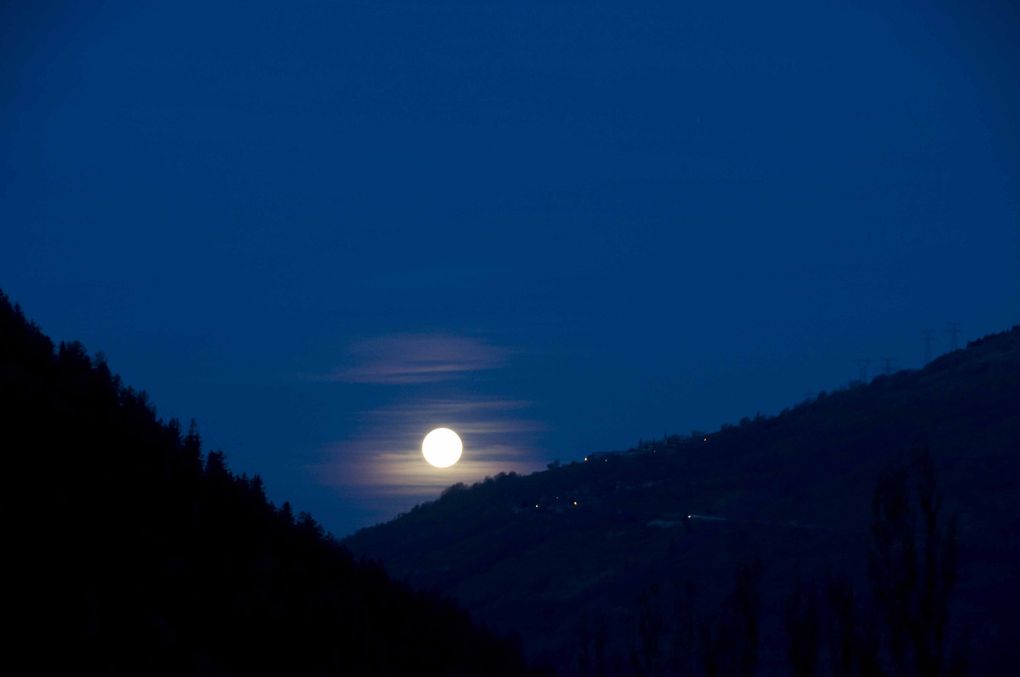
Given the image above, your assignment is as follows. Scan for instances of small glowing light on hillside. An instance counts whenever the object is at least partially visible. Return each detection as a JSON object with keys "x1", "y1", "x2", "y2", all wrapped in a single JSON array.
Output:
[
  {"x1": 422, "y1": 427, "x2": 463, "y2": 468},
  {"x1": 573, "y1": 500, "x2": 578, "y2": 507},
  {"x1": 584, "y1": 456, "x2": 588, "y2": 462}
]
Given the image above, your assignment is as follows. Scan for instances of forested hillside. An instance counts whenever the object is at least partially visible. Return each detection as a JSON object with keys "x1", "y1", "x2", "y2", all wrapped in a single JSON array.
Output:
[
  {"x1": 348, "y1": 325, "x2": 1020, "y2": 675},
  {"x1": 1, "y1": 291, "x2": 542, "y2": 676}
]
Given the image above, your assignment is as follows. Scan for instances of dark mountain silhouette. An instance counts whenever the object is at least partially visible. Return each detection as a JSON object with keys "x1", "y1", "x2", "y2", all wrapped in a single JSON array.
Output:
[
  {"x1": 1, "y1": 290, "x2": 544, "y2": 676},
  {"x1": 347, "y1": 325, "x2": 1020, "y2": 675}
]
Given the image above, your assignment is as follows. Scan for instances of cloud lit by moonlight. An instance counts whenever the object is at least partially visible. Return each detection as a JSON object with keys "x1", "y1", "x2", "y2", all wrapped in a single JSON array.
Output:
[
  {"x1": 307, "y1": 333, "x2": 544, "y2": 524},
  {"x1": 309, "y1": 396, "x2": 544, "y2": 531}
]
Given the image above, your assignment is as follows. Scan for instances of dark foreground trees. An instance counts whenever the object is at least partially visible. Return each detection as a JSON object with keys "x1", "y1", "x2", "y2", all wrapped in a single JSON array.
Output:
[
  {"x1": 783, "y1": 449, "x2": 965, "y2": 677},
  {"x1": 1, "y1": 287, "x2": 972, "y2": 676},
  {"x1": 784, "y1": 449, "x2": 965, "y2": 677},
  {"x1": 866, "y1": 449, "x2": 965, "y2": 677},
  {"x1": 591, "y1": 450, "x2": 965, "y2": 677},
  {"x1": 2, "y1": 291, "x2": 542, "y2": 676}
]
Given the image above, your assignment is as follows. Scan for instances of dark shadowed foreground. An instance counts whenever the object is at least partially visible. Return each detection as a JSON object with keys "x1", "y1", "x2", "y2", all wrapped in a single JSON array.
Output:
[
  {"x1": 348, "y1": 326, "x2": 1020, "y2": 675},
  {"x1": 5, "y1": 282, "x2": 1017, "y2": 676},
  {"x1": 2, "y1": 290, "x2": 544, "y2": 676}
]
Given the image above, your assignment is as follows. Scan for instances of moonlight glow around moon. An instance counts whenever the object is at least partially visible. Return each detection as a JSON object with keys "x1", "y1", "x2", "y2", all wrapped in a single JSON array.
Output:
[{"x1": 422, "y1": 428, "x2": 463, "y2": 468}]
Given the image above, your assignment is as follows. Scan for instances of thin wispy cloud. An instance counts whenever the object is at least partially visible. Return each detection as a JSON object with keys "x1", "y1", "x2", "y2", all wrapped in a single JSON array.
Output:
[
  {"x1": 310, "y1": 397, "x2": 544, "y2": 515},
  {"x1": 305, "y1": 334, "x2": 541, "y2": 525},
  {"x1": 326, "y1": 334, "x2": 508, "y2": 384}
]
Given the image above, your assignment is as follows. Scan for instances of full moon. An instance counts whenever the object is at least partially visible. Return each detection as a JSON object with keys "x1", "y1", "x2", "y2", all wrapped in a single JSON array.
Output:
[{"x1": 422, "y1": 428, "x2": 463, "y2": 468}]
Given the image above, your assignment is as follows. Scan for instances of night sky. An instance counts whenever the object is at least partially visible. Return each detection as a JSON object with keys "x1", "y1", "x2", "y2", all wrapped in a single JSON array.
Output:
[{"x1": 3, "y1": 1, "x2": 1018, "y2": 536}]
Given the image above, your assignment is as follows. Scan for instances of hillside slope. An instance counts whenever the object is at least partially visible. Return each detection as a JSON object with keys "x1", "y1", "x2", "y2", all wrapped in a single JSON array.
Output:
[
  {"x1": 1, "y1": 291, "x2": 542, "y2": 676},
  {"x1": 346, "y1": 326, "x2": 1020, "y2": 674}
]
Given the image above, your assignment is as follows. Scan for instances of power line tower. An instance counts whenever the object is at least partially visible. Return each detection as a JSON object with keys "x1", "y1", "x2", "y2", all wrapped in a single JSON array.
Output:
[
  {"x1": 947, "y1": 322, "x2": 961, "y2": 351},
  {"x1": 922, "y1": 329, "x2": 934, "y2": 365},
  {"x1": 882, "y1": 357, "x2": 894, "y2": 375}
]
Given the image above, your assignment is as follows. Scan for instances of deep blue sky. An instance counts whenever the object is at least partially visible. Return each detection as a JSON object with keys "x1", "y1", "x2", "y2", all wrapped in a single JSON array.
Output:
[{"x1": 3, "y1": 0, "x2": 1018, "y2": 535}]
